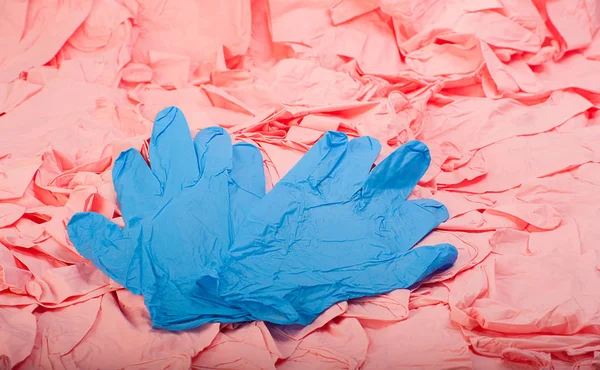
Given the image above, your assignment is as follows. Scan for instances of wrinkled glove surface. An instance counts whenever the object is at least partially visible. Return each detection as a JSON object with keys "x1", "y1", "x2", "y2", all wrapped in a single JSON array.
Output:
[
  {"x1": 208, "y1": 131, "x2": 459, "y2": 325},
  {"x1": 67, "y1": 106, "x2": 265, "y2": 330},
  {"x1": 68, "y1": 106, "x2": 457, "y2": 330}
]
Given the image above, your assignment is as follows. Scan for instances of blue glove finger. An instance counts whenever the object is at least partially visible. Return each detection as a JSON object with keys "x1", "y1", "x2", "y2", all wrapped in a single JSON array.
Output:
[
  {"x1": 408, "y1": 243, "x2": 458, "y2": 280},
  {"x1": 112, "y1": 148, "x2": 162, "y2": 222},
  {"x1": 193, "y1": 126, "x2": 233, "y2": 180},
  {"x1": 283, "y1": 131, "x2": 348, "y2": 186},
  {"x1": 225, "y1": 242, "x2": 458, "y2": 325},
  {"x1": 230, "y1": 143, "x2": 266, "y2": 234},
  {"x1": 319, "y1": 136, "x2": 381, "y2": 201},
  {"x1": 67, "y1": 212, "x2": 141, "y2": 294},
  {"x1": 291, "y1": 243, "x2": 458, "y2": 325},
  {"x1": 238, "y1": 132, "x2": 349, "y2": 232},
  {"x1": 231, "y1": 143, "x2": 266, "y2": 198},
  {"x1": 343, "y1": 243, "x2": 458, "y2": 294},
  {"x1": 384, "y1": 198, "x2": 450, "y2": 254},
  {"x1": 149, "y1": 107, "x2": 199, "y2": 191},
  {"x1": 147, "y1": 279, "x2": 255, "y2": 330},
  {"x1": 362, "y1": 140, "x2": 431, "y2": 204}
]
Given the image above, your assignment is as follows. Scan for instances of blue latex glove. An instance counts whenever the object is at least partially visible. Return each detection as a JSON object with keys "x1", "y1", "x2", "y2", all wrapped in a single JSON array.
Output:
[
  {"x1": 67, "y1": 106, "x2": 265, "y2": 330},
  {"x1": 206, "y1": 131, "x2": 458, "y2": 325}
]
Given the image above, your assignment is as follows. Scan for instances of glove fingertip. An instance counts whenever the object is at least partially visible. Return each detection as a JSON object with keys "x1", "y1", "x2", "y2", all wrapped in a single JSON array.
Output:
[
  {"x1": 433, "y1": 243, "x2": 459, "y2": 270},
  {"x1": 403, "y1": 140, "x2": 430, "y2": 155},
  {"x1": 350, "y1": 135, "x2": 381, "y2": 152},
  {"x1": 232, "y1": 144, "x2": 263, "y2": 170},
  {"x1": 67, "y1": 212, "x2": 94, "y2": 235},
  {"x1": 232, "y1": 143, "x2": 263, "y2": 171},
  {"x1": 151, "y1": 106, "x2": 185, "y2": 145},
  {"x1": 323, "y1": 130, "x2": 348, "y2": 147},
  {"x1": 411, "y1": 198, "x2": 450, "y2": 223},
  {"x1": 194, "y1": 126, "x2": 233, "y2": 178},
  {"x1": 193, "y1": 126, "x2": 229, "y2": 147},
  {"x1": 231, "y1": 143, "x2": 266, "y2": 195},
  {"x1": 113, "y1": 148, "x2": 139, "y2": 181},
  {"x1": 198, "y1": 126, "x2": 225, "y2": 136},
  {"x1": 67, "y1": 212, "x2": 110, "y2": 259},
  {"x1": 67, "y1": 213, "x2": 94, "y2": 254},
  {"x1": 232, "y1": 142, "x2": 261, "y2": 157},
  {"x1": 155, "y1": 106, "x2": 182, "y2": 126},
  {"x1": 387, "y1": 140, "x2": 430, "y2": 167}
]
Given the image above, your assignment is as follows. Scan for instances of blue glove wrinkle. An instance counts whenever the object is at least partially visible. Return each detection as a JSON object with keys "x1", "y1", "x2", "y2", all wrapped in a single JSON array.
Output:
[{"x1": 213, "y1": 131, "x2": 458, "y2": 325}]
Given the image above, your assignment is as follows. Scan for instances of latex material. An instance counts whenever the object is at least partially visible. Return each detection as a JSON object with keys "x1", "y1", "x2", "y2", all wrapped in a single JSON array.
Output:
[
  {"x1": 4, "y1": 1, "x2": 600, "y2": 367},
  {"x1": 67, "y1": 106, "x2": 266, "y2": 330},
  {"x1": 207, "y1": 132, "x2": 459, "y2": 325},
  {"x1": 68, "y1": 106, "x2": 457, "y2": 329}
]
